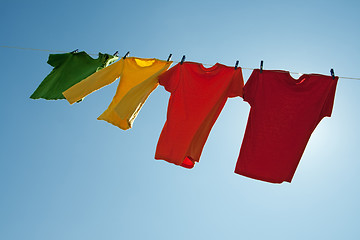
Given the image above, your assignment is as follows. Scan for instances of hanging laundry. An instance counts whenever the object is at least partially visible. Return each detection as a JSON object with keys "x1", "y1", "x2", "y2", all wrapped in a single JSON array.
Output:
[
  {"x1": 62, "y1": 57, "x2": 172, "y2": 130},
  {"x1": 155, "y1": 62, "x2": 244, "y2": 168},
  {"x1": 30, "y1": 51, "x2": 118, "y2": 100},
  {"x1": 235, "y1": 69, "x2": 338, "y2": 183}
]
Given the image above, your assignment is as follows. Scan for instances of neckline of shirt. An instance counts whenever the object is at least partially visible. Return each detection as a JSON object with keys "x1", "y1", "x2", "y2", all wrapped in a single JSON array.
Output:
[
  {"x1": 128, "y1": 57, "x2": 170, "y2": 68},
  {"x1": 285, "y1": 71, "x2": 308, "y2": 84},
  {"x1": 71, "y1": 51, "x2": 109, "y2": 62},
  {"x1": 198, "y1": 62, "x2": 222, "y2": 72},
  {"x1": 258, "y1": 69, "x2": 337, "y2": 86}
]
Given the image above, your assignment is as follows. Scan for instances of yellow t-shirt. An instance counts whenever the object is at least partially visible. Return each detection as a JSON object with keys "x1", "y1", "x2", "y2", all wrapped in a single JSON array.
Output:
[{"x1": 63, "y1": 57, "x2": 172, "y2": 130}]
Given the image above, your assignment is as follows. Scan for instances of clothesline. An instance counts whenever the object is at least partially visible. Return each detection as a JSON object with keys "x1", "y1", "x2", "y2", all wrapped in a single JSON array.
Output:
[
  {"x1": 27, "y1": 46, "x2": 342, "y2": 184},
  {"x1": 2, "y1": 45, "x2": 360, "y2": 81}
]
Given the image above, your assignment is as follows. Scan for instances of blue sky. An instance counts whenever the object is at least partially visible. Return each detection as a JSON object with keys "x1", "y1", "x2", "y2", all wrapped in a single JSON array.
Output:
[{"x1": 1, "y1": 0, "x2": 360, "y2": 239}]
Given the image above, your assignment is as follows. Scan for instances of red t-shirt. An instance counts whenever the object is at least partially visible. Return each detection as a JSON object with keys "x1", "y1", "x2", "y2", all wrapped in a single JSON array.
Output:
[
  {"x1": 155, "y1": 62, "x2": 244, "y2": 168},
  {"x1": 235, "y1": 69, "x2": 338, "y2": 183}
]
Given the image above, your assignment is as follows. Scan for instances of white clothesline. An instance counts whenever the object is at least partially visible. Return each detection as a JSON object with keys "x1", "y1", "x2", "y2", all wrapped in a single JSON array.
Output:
[{"x1": 1, "y1": 45, "x2": 359, "y2": 80}]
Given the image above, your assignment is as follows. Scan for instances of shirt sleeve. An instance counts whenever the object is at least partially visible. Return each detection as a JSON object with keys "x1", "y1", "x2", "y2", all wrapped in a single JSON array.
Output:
[
  {"x1": 158, "y1": 64, "x2": 180, "y2": 93},
  {"x1": 47, "y1": 53, "x2": 70, "y2": 68},
  {"x1": 63, "y1": 59, "x2": 124, "y2": 104},
  {"x1": 242, "y1": 69, "x2": 260, "y2": 106},
  {"x1": 320, "y1": 77, "x2": 339, "y2": 118},
  {"x1": 228, "y1": 68, "x2": 244, "y2": 98}
]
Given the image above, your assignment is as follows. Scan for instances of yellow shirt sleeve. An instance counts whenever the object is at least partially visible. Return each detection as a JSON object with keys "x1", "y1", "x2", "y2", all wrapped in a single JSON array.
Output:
[{"x1": 63, "y1": 59, "x2": 124, "y2": 104}]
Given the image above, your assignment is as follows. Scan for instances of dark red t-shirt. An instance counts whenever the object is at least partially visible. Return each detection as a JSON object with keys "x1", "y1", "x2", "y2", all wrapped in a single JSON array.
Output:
[
  {"x1": 235, "y1": 69, "x2": 338, "y2": 183},
  {"x1": 155, "y1": 62, "x2": 244, "y2": 168}
]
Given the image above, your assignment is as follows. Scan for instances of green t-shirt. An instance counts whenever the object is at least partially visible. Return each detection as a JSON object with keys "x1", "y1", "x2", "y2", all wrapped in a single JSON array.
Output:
[{"x1": 30, "y1": 51, "x2": 118, "y2": 100}]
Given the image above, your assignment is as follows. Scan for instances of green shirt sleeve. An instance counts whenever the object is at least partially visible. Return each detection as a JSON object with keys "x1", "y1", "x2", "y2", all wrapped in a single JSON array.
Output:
[{"x1": 47, "y1": 53, "x2": 70, "y2": 68}]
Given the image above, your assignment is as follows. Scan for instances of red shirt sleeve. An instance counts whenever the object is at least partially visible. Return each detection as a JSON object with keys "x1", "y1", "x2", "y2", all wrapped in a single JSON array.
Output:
[
  {"x1": 228, "y1": 68, "x2": 244, "y2": 98},
  {"x1": 158, "y1": 64, "x2": 180, "y2": 93},
  {"x1": 242, "y1": 69, "x2": 260, "y2": 106},
  {"x1": 320, "y1": 77, "x2": 338, "y2": 118}
]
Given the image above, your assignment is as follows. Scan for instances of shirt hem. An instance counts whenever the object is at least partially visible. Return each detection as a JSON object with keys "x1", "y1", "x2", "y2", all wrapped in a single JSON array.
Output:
[
  {"x1": 154, "y1": 156, "x2": 195, "y2": 169},
  {"x1": 97, "y1": 116, "x2": 131, "y2": 130},
  {"x1": 234, "y1": 169, "x2": 291, "y2": 184}
]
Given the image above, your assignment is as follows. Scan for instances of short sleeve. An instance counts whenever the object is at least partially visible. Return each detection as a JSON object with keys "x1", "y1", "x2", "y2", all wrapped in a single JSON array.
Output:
[
  {"x1": 228, "y1": 68, "x2": 244, "y2": 98},
  {"x1": 158, "y1": 64, "x2": 180, "y2": 93},
  {"x1": 47, "y1": 53, "x2": 70, "y2": 68},
  {"x1": 320, "y1": 77, "x2": 338, "y2": 118},
  {"x1": 242, "y1": 69, "x2": 260, "y2": 106}
]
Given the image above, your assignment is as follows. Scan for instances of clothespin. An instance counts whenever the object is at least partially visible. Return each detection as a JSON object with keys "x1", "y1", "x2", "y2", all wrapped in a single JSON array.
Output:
[
  {"x1": 330, "y1": 68, "x2": 335, "y2": 79},
  {"x1": 123, "y1": 51, "x2": 130, "y2": 59},
  {"x1": 71, "y1": 49, "x2": 79, "y2": 53},
  {"x1": 260, "y1": 60, "x2": 263, "y2": 73},
  {"x1": 167, "y1": 54, "x2": 172, "y2": 62},
  {"x1": 180, "y1": 55, "x2": 186, "y2": 65},
  {"x1": 113, "y1": 51, "x2": 119, "y2": 57},
  {"x1": 235, "y1": 60, "x2": 239, "y2": 70}
]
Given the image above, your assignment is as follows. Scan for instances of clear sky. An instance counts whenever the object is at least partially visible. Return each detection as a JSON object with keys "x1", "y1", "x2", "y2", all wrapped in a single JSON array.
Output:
[{"x1": 1, "y1": 0, "x2": 360, "y2": 239}]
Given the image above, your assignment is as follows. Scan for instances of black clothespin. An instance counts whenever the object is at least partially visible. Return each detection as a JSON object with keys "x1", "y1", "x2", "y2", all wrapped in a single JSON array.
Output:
[
  {"x1": 260, "y1": 60, "x2": 264, "y2": 73},
  {"x1": 167, "y1": 54, "x2": 172, "y2": 62},
  {"x1": 330, "y1": 68, "x2": 335, "y2": 79},
  {"x1": 123, "y1": 51, "x2": 130, "y2": 59},
  {"x1": 71, "y1": 49, "x2": 79, "y2": 53},
  {"x1": 180, "y1": 55, "x2": 186, "y2": 65},
  {"x1": 113, "y1": 51, "x2": 119, "y2": 57},
  {"x1": 235, "y1": 60, "x2": 239, "y2": 70}
]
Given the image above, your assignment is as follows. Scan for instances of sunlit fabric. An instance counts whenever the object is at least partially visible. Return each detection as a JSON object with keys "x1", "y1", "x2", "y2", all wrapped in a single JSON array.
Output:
[
  {"x1": 155, "y1": 62, "x2": 244, "y2": 168},
  {"x1": 63, "y1": 57, "x2": 172, "y2": 130},
  {"x1": 30, "y1": 52, "x2": 118, "y2": 100},
  {"x1": 235, "y1": 69, "x2": 338, "y2": 183}
]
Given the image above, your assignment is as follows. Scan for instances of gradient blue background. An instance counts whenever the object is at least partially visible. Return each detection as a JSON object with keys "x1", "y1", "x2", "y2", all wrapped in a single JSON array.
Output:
[{"x1": 1, "y1": 0, "x2": 360, "y2": 239}]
